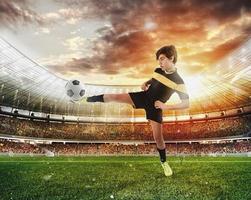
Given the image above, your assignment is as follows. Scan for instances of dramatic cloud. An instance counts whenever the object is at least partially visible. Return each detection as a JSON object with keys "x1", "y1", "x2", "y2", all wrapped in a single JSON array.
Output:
[
  {"x1": 1, "y1": 0, "x2": 251, "y2": 83},
  {"x1": 0, "y1": 0, "x2": 44, "y2": 29},
  {"x1": 57, "y1": 0, "x2": 250, "y2": 77}
]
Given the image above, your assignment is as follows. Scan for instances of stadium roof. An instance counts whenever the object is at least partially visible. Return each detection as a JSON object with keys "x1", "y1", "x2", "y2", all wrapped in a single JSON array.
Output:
[{"x1": 0, "y1": 37, "x2": 250, "y2": 117}]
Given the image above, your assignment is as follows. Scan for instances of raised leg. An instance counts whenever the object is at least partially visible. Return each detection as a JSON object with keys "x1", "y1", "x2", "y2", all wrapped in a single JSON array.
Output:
[
  {"x1": 103, "y1": 93, "x2": 134, "y2": 106},
  {"x1": 87, "y1": 93, "x2": 135, "y2": 107}
]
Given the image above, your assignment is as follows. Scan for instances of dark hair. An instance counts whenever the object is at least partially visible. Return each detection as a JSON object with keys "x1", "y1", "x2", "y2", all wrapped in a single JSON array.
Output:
[{"x1": 156, "y1": 45, "x2": 177, "y2": 64}]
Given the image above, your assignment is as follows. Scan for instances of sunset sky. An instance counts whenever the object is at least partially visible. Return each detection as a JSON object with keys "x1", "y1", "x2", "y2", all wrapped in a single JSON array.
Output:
[{"x1": 1, "y1": 0, "x2": 251, "y2": 85}]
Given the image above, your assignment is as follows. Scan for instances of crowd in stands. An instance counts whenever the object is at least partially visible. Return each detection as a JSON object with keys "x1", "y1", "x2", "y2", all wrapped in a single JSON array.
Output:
[
  {"x1": 0, "y1": 114, "x2": 250, "y2": 140},
  {"x1": 0, "y1": 140, "x2": 42, "y2": 154},
  {"x1": 0, "y1": 139, "x2": 250, "y2": 156}
]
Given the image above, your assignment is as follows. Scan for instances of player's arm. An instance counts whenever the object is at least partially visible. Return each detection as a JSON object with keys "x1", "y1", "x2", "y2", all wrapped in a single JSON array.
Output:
[
  {"x1": 162, "y1": 99, "x2": 189, "y2": 110},
  {"x1": 166, "y1": 90, "x2": 190, "y2": 110},
  {"x1": 141, "y1": 67, "x2": 160, "y2": 91},
  {"x1": 154, "y1": 99, "x2": 189, "y2": 110},
  {"x1": 154, "y1": 86, "x2": 190, "y2": 110},
  {"x1": 141, "y1": 78, "x2": 153, "y2": 91}
]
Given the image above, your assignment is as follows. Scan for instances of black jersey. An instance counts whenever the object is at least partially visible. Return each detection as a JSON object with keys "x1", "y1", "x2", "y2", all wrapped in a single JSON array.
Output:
[{"x1": 146, "y1": 67, "x2": 189, "y2": 102}]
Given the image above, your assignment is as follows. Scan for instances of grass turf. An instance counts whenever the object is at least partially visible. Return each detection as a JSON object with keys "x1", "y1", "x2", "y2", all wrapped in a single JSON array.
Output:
[{"x1": 0, "y1": 156, "x2": 250, "y2": 200}]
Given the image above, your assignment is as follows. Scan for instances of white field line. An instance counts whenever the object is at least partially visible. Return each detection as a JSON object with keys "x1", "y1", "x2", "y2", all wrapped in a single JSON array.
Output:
[{"x1": 0, "y1": 160, "x2": 251, "y2": 163}]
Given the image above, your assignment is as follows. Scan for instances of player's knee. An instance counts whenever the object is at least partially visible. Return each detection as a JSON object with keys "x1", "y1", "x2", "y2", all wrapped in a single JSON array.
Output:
[
  {"x1": 112, "y1": 94, "x2": 121, "y2": 101},
  {"x1": 116, "y1": 94, "x2": 129, "y2": 102},
  {"x1": 104, "y1": 94, "x2": 117, "y2": 101}
]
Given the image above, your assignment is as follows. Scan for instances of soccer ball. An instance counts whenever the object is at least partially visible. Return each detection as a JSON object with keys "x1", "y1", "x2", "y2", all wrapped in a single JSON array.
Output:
[{"x1": 65, "y1": 79, "x2": 85, "y2": 102}]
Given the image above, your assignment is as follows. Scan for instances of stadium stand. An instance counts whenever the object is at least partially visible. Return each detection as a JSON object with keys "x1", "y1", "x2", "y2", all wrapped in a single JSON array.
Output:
[
  {"x1": 0, "y1": 38, "x2": 251, "y2": 157},
  {"x1": 0, "y1": 114, "x2": 250, "y2": 140},
  {"x1": 0, "y1": 139, "x2": 250, "y2": 156}
]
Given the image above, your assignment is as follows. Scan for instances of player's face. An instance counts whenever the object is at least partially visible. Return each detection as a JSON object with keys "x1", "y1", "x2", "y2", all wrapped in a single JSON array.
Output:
[{"x1": 158, "y1": 54, "x2": 174, "y2": 70}]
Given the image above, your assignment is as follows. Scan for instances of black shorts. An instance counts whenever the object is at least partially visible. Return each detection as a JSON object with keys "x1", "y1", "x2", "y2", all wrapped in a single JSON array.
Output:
[{"x1": 128, "y1": 91, "x2": 163, "y2": 123}]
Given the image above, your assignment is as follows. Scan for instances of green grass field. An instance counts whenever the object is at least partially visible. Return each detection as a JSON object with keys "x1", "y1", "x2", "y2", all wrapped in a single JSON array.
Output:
[{"x1": 0, "y1": 156, "x2": 250, "y2": 200}]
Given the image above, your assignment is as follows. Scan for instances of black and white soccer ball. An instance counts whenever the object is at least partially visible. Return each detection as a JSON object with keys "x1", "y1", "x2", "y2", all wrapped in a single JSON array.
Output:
[{"x1": 65, "y1": 79, "x2": 85, "y2": 102}]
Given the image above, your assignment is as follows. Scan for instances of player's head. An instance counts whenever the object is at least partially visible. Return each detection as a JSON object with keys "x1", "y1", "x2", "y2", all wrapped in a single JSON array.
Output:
[{"x1": 156, "y1": 45, "x2": 177, "y2": 69}]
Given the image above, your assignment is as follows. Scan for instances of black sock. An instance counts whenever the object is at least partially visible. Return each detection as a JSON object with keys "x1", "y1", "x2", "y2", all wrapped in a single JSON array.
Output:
[
  {"x1": 87, "y1": 95, "x2": 104, "y2": 102},
  {"x1": 157, "y1": 148, "x2": 166, "y2": 163}
]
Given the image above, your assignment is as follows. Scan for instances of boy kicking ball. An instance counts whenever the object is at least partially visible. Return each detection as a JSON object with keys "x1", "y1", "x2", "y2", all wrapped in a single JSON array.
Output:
[{"x1": 86, "y1": 45, "x2": 190, "y2": 176}]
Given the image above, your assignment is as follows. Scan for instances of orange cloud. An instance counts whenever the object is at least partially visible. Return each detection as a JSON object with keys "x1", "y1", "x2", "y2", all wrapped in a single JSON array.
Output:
[{"x1": 1, "y1": 0, "x2": 251, "y2": 82}]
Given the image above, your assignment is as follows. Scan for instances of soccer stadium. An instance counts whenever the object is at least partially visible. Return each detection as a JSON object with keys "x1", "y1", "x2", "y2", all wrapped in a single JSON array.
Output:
[{"x1": 0, "y1": 1, "x2": 251, "y2": 200}]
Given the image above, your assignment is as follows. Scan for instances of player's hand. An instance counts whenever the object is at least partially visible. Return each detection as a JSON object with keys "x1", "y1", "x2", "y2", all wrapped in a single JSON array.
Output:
[
  {"x1": 154, "y1": 100, "x2": 166, "y2": 110},
  {"x1": 141, "y1": 82, "x2": 150, "y2": 91}
]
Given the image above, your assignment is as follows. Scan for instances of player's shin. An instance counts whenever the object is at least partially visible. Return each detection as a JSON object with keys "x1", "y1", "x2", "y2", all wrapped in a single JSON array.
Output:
[
  {"x1": 87, "y1": 94, "x2": 104, "y2": 102},
  {"x1": 157, "y1": 147, "x2": 166, "y2": 163}
]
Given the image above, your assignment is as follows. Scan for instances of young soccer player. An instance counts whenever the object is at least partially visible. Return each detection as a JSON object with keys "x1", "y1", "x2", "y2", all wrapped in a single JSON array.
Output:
[{"x1": 86, "y1": 45, "x2": 190, "y2": 176}]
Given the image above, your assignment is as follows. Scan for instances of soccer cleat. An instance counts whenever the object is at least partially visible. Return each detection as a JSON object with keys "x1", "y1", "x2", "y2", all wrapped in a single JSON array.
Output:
[
  {"x1": 70, "y1": 97, "x2": 87, "y2": 104},
  {"x1": 161, "y1": 161, "x2": 173, "y2": 176},
  {"x1": 79, "y1": 97, "x2": 88, "y2": 104}
]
